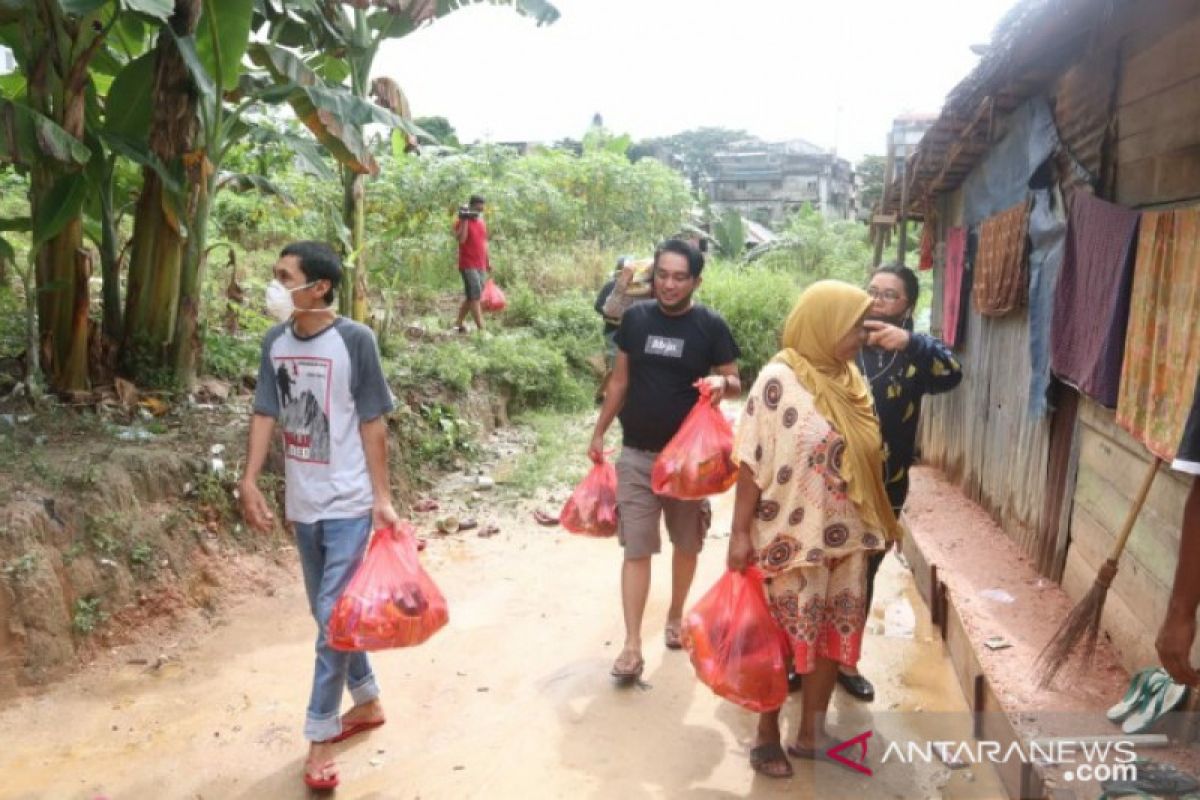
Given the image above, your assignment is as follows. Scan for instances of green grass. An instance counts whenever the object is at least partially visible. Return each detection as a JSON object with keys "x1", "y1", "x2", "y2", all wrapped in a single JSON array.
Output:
[{"x1": 498, "y1": 409, "x2": 623, "y2": 498}]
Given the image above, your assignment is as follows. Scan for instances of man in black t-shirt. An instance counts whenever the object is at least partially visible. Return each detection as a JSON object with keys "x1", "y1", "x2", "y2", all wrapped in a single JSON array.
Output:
[
  {"x1": 1156, "y1": 370, "x2": 1200, "y2": 685},
  {"x1": 588, "y1": 238, "x2": 741, "y2": 681}
]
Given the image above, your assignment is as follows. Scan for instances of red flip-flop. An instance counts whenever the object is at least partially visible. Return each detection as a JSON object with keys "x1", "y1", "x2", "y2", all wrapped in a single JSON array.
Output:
[
  {"x1": 303, "y1": 760, "x2": 339, "y2": 791},
  {"x1": 328, "y1": 718, "x2": 386, "y2": 744}
]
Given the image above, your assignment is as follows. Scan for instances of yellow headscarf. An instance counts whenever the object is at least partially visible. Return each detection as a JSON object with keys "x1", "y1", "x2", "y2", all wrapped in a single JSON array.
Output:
[{"x1": 774, "y1": 280, "x2": 902, "y2": 542}]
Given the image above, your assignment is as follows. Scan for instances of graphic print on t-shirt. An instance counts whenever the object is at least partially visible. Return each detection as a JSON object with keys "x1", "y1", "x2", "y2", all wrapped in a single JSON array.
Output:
[
  {"x1": 645, "y1": 335, "x2": 685, "y2": 358},
  {"x1": 274, "y1": 356, "x2": 332, "y2": 464}
]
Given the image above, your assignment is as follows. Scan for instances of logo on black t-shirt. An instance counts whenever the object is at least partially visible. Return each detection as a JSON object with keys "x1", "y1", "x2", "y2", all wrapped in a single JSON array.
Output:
[{"x1": 645, "y1": 335, "x2": 685, "y2": 358}]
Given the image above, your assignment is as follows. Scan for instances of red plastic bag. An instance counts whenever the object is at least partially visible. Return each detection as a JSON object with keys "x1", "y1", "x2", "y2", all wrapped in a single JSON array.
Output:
[
  {"x1": 682, "y1": 567, "x2": 791, "y2": 712},
  {"x1": 328, "y1": 522, "x2": 449, "y2": 651},
  {"x1": 559, "y1": 456, "x2": 619, "y2": 537},
  {"x1": 651, "y1": 382, "x2": 737, "y2": 499},
  {"x1": 480, "y1": 278, "x2": 507, "y2": 312}
]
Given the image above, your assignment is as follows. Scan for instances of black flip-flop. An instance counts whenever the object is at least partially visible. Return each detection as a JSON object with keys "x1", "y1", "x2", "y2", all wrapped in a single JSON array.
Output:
[
  {"x1": 838, "y1": 671, "x2": 875, "y2": 702},
  {"x1": 750, "y1": 743, "x2": 793, "y2": 779}
]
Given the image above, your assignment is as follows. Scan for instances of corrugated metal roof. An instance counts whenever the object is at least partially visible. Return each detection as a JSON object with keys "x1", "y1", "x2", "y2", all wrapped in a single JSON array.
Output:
[{"x1": 880, "y1": 0, "x2": 1124, "y2": 217}]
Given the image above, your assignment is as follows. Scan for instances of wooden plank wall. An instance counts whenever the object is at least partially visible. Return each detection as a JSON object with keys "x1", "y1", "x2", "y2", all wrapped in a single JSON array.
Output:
[
  {"x1": 1061, "y1": 399, "x2": 1196, "y2": 672},
  {"x1": 1116, "y1": 0, "x2": 1200, "y2": 206},
  {"x1": 919, "y1": 184, "x2": 1052, "y2": 563},
  {"x1": 1054, "y1": 0, "x2": 1200, "y2": 671}
]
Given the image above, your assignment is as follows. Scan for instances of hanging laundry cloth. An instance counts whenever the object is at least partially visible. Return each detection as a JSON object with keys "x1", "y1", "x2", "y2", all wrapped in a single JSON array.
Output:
[
  {"x1": 1116, "y1": 206, "x2": 1200, "y2": 461},
  {"x1": 1049, "y1": 190, "x2": 1139, "y2": 409},
  {"x1": 941, "y1": 227, "x2": 967, "y2": 348},
  {"x1": 972, "y1": 198, "x2": 1030, "y2": 317}
]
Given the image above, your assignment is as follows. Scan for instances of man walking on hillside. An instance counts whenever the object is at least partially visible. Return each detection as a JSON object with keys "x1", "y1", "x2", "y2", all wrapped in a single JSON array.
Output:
[
  {"x1": 239, "y1": 241, "x2": 400, "y2": 791},
  {"x1": 588, "y1": 238, "x2": 741, "y2": 680},
  {"x1": 452, "y1": 194, "x2": 490, "y2": 333}
]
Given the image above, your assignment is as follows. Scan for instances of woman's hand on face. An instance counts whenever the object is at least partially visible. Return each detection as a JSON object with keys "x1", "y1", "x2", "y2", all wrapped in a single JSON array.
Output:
[
  {"x1": 726, "y1": 531, "x2": 756, "y2": 572},
  {"x1": 864, "y1": 320, "x2": 911, "y2": 351}
]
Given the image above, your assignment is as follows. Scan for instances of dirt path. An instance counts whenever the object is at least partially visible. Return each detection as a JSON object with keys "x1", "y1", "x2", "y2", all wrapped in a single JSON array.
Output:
[{"x1": 0, "y1": 444, "x2": 1005, "y2": 799}]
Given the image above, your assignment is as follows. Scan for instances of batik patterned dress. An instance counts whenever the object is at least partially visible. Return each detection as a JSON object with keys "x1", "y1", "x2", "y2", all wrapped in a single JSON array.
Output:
[{"x1": 735, "y1": 362, "x2": 886, "y2": 672}]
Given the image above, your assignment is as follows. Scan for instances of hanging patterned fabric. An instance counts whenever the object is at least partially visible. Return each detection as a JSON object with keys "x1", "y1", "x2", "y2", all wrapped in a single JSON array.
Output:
[
  {"x1": 919, "y1": 206, "x2": 936, "y2": 271},
  {"x1": 972, "y1": 198, "x2": 1031, "y2": 316},
  {"x1": 1116, "y1": 206, "x2": 1200, "y2": 461},
  {"x1": 941, "y1": 227, "x2": 967, "y2": 348}
]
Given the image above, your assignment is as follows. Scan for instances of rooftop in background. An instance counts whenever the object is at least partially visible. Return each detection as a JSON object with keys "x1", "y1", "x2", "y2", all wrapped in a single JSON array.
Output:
[
  {"x1": 704, "y1": 137, "x2": 857, "y2": 227},
  {"x1": 717, "y1": 137, "x2": 832, "y2": 157},
  {"x1": 880, "y1": 0, "x2": 1103, "y2": 218}
]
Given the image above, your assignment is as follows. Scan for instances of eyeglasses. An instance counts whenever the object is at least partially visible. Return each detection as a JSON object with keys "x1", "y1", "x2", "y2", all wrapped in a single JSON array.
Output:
[{"x1": 867, "y1": 287, "x2": 904, "y2": 302}]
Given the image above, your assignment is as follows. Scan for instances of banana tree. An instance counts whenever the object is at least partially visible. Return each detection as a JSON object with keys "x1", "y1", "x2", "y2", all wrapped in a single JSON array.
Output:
[
  {"x1": 247, "y1": 37, "x2": 419, "y2": 321},
  {"x1": 115, "y1": 0, "x2": 327, "y2": 387},
  {"x1": 252, "y1": 0, "x2": 560, "y2": 321},
  {"x1": 0, "y1": 0, "x2": 173, "y2": 394}
]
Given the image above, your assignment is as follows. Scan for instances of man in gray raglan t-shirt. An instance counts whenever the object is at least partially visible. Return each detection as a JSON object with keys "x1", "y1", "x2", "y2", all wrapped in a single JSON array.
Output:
[{"x1": 238, "y1": 241, "x2": 399, "y2": 792}]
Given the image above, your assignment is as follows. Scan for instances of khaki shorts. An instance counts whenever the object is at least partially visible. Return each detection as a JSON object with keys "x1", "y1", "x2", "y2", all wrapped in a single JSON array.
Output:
[{"x1": 616, "y1": 447, "x2": 710, "y2": 560}]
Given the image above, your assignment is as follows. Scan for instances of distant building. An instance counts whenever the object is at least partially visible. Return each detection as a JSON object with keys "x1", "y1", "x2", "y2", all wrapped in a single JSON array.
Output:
[
  {"x1": 877, "y1": 113, "x2": 938, "y2": 216},
  {"x1": 703, "y1": 138, "x2": 857, "y2": 227},
  {"x1": 889, "y1": 113, "x2": 937, "y2": 164},
  {"x1": 0, "y1": 47, "x2": 14, "y2": 74}
]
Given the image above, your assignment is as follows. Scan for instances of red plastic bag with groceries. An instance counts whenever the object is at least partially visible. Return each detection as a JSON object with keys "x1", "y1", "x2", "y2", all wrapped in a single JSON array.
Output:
[
  {"x1": 481, "y1": 278, "x2": 507, "y2": 312},
  {"x1": 559, "y1": 455, "x2": 619, "y2": 537},
  {"x1": 682, "y1": 567, "x2": 790, "y2": 713},
  {"x1": 651, "y1": 381, "x2": 737, "y2": 499},
  {"x1": 328, "y1": 522, "x2": 448, "y2": 651}
]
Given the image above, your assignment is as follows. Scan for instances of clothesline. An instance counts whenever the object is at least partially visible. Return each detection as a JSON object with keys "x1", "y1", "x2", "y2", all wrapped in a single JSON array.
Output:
[{"x1": 934, "y1": 190, "x2": 1200, "y2": 462}]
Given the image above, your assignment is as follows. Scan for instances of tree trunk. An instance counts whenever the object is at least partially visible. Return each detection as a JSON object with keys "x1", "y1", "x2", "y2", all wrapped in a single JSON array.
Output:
[
  {"x1": 30, "y1": 204, "x2": 91, "y2": 394},
  {"x1": 98, "y1": 156, "x2": 123, "y2": 342},
  {"x1": 26, "y1": 3, "x2": 93, "y2": 394},
  {"x1": 121, "y1": 172, "x2": 184, "y2": 376},
  {"x1": 172, "y1": 169, "x2": 213, "y2": 389},
  {"x1": 340, "y1": 167, "x2": 368, "y2": 320},
  {"x1": 119, "y1": 0, "x2": 200, "y2": 384},
  {"x1": 350, "y1": 173, "x2": 368, "y2": 323}
]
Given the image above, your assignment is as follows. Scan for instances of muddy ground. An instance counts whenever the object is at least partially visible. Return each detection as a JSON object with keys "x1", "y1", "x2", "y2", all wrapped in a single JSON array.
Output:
[{"x1": 0, "y1": 426, "x2": 1004, "y2": 800}]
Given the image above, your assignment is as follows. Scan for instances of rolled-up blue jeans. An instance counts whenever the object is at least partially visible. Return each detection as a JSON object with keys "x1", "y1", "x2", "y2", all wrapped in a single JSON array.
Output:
[{"x1": 293, "y1": 515, "x2": 381, "y2": 742}]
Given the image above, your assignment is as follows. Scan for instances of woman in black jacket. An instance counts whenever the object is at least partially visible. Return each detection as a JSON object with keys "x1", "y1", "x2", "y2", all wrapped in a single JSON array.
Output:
[{"x1": 839, "y1": 262, "x2": 963, "y2": 702}]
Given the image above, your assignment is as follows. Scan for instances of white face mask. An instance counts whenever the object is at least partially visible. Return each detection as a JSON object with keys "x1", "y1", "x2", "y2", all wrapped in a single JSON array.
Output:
[{"x1": 265, "y1": 279, "x2": 316, "y2": 322}]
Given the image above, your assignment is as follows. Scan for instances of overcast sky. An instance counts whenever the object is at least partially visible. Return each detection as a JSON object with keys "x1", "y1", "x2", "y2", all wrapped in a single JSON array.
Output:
[{"x1": 374, "y1": 0, "x2": 1017, "y2": 161}]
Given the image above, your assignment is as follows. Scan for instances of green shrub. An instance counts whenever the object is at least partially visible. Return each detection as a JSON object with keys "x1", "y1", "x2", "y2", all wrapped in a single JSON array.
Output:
[
  {"x1": 200, "y1": 301, "x2": 277, "y2": 382},
  {"x1": 72, "y1": 597, "x2": 106, "y2": 635},
  {"x1": 364, "y1": 145, "x2": 688, "y2": 296},
  {"x1": 0, "y1": 284, "x2": 24, "y2": 359},
  {"x1": 698, "y1": 260, "x2": 799, "y2": 381},
  {"x1": 503, "y1": 287, "x2": 604, "y2": 367},
  {"x1": 391, "y1": 339, "x2": 487, "y2": 393},
  {"x1": 476, "y1": 331, "x2": 590, "y2": 413}
]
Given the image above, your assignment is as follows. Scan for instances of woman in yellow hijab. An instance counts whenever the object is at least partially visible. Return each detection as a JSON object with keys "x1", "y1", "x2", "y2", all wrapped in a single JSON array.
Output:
[{"x1": 727, "y1": 280, "x2": 899, "y2": 778}]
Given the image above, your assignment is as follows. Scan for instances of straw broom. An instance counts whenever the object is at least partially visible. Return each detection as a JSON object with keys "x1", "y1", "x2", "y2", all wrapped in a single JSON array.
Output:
[{"x1": 1034, "y1": 457, "x2": 1162, "y2": 689}]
